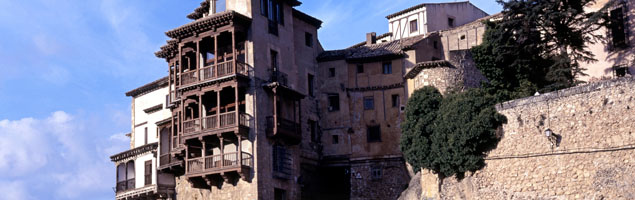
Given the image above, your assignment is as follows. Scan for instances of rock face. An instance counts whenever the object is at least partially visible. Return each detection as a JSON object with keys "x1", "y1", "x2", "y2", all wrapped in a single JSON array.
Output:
[
  {"x1": 403, "y1": 77, "x2": 635, "y2": 199},
  {"x1": 398, "y1": 172, "x2": 422, "y2": 200}
]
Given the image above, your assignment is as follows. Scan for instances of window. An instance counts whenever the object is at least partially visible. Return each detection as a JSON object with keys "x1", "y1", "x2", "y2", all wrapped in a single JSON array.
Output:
[
  {"x1": 392, "y1": 94, "x2": 400, "y2": 108},
  {"x1": 371, "y1": 166, "x2": 382, "y2": 180},
  {"x1": 610, "y1": 7, "x2": 627, "y2": 49},
  {"x1": 367, "y1": 125, "x2": 381, "y2": 142},
  {"x1": 305, "y1": 32, "x2": 313, "y2": 47},
  {"x1": 144, "y1": 127, "x2": 148, "y2": 145},
  {"x1": 329, "y1": 68, "x2": 335, "y2": 77},
  {"x1": 332, "y1": 135, "x2": 339, "y2": 144},
  {"x1": 273, "y1": 144, "x2": 289, "y2": 174},
  {"x1": 328, "y1": 94, "x2": 340, "y2": 111},
  {"x1": 410, "y1": 20, "x2": 418, "y2": 33},
  {"x1": 364, "y1": 96, "x2": 374, "y2": 110},
  {"x1": 270, "y1": 50, "x2": 279, "y2": 70},
  {"x1": 356, "y1": 64, "x2": 364, "y2": 73},
  {"x1": 308, "y1": 74, "x2": 314, "y2": 97},
  {"x1": 460, "y1": 35, "x2": 466, "y2": 40},
  {"x1": 274, "y1": 188, "x2": 287, "y2": 200},
  {"x1": 382, "y1": 62, "x2": 392, "y2": 74},
  {"x1": 448, "y1": 17, "x2": 455, "y2": 27},
  {"x1": 309, "y1": 120, "x2": 318, "y2": 143},
  {"x1": 262, "y1": 0, "x2": 284, "y2": 35},
  {"x1": 144, "y1": 160, "x2": 152, "y2": 186},
  {"x1": 433, "y1": 41, "x2": 438, "y2": 49}
]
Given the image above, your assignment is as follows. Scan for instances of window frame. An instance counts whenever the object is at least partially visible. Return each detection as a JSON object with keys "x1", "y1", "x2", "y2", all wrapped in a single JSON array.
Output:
[
  {"x1": 144, "y1": 160, "x2": 152, "y2": 186},
  {"x1": 392, "y1": 94, "x2": 400, "y2": 108},
  {"x1": 332, "y1": 134, "x2": 339, "y2": 144},
  {"x1": 382, "y1": 62, "x2": 392, "y2": 74},
  {"x1": 328, "y1": 68, "x2": 335, "y2": 77},
  {"x1": 609, "y1": 6, "x2": 628, "y2": 49},
  {"x1": 367, "y1": 125, "x2": 381, "y2": 143},
  {"x1": 356, "y1": 64, "x2": 364, "y2": 73},
  {"x1": 328, "y1": 94, "x2": 340, "y2": 111},
  {"x1": 363, "y1": 96, "x2": 374, "y2": 110},
  {"x1": 410, "y1": 19, "x2": 418, "y2": 33},
  {"x1": 305, "y1": 32, "x2": 313, "y2": 47}
]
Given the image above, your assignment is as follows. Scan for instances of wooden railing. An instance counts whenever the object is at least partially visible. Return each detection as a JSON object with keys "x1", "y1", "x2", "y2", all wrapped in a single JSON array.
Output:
[
  {"x1": 187, "y1": 157, "x2": 204, "y2": 173},
  {"x1": 186, "y1": 152, "x2": 253, "y2": 174},
  {"x1": 181, "y1": 70, "x2": 198, "y2": 85},
  {"x1": 182, "y1": 60, "x2": 248, "y2": 86},
  {"x1": 159, "y1": 154, "x2": 171, "y2": 166},
  {"x1": 203, "y1": 115, "x2": 218, "y2": 130},
  {"x1": 183, "y1": 119, "x2": 200, "y2": 135},
  {"x1": 219, "y1": 112, "x2": 236, "y2": 128}
]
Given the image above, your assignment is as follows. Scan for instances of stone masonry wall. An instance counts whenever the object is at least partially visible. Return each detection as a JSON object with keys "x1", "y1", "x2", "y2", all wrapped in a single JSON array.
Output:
[
  {"x1": 350, "y1": 158, "x2": 410, "y2": 200},
  {"x1": 433, "y1": 77, "x2": 635, "y2": 200}
]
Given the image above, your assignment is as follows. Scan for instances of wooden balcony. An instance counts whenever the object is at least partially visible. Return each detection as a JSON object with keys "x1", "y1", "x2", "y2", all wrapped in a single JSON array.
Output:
[
  {"x1": 266, "y1": 116, "x2": 301, "y2": 144},
  {"x1": 182, "y1": 112, "x2": 249, "y2": 139},
  {"x1": 185, "y1": 152, "x2": 252, "y2": 178},
  {"x1": 180, "y1": 61, "x2": 248, "y2": 88},
  {"x1": 159, "y1": 153, "x2": 183, "y2": 171}
]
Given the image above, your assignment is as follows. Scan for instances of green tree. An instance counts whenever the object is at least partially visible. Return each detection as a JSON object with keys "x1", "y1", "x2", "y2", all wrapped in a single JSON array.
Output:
[
  {"x1": 400, "y1": 87, "x2": 507, "y2": 179},
  {"x1": 472, "y1": 0, "x2": 611, "y2": 100}
]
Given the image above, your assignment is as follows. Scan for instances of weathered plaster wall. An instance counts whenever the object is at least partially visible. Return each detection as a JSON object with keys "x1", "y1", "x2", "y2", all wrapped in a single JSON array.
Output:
[
  {"x1": 350, "y1": 158, "x2": 411, "y2": 200},
  {"x1": 416, "y1": 77, "x2": 635, "y2": 200},
  {"x1": 581, "y1": 0, "x2": 635, "y2": 81}
]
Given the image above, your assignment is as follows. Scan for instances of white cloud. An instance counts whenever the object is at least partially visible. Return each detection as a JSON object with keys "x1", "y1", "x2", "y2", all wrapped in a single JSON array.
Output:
[
  {"x1": 0, "y1": 111, "x2": 130, "y2": 199},
  {"x1": 0, "y1": 118, "x2": 49, "y2": 176},
  {"x1": 0, "y1": 181, "x2": 32, "y2": 200}
]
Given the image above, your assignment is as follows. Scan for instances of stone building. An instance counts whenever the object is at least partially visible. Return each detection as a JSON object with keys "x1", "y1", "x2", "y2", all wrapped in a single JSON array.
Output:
[
  {"x1": 110, "y1": 77, "x2": 176, "y2": 200},
  {"x1": 152, "y1": 0, "x2": 322, "y2": 199},
  {"x1": 110, "y1": 0, "x2": 494, "y2": 199},
  {"x1": 315, "y1": 3, "x2": 490, "y2": 200}
]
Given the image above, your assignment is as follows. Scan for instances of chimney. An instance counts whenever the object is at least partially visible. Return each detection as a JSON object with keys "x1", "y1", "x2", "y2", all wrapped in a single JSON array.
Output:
[
  {"x1": 210, "y1": 0, "x2": 217, "y2": 14},
  {"x1": 366, "y1": 32, "x2": 377, "y2": 45}
]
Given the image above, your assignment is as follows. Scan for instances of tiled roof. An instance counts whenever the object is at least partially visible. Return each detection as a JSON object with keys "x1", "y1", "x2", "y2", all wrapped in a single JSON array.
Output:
[
  {"x1": 404, "y1": 60, "x2": 453, "y2": 79},
  {"x1": 187, "y1": 0, "x2": 211, "y2": 20},
  {"x1": 348, "y1": 32, "x2": 393, "y2": 49},
  {"x1": 125, "y1": 76, "x2": 169, "y2": 97},
  {"x1": 155, "y1": 39, "x2": 178, "y2": 59},
  {"x1": 317, "y1": 35, "x2": 427, "y2": 62}
]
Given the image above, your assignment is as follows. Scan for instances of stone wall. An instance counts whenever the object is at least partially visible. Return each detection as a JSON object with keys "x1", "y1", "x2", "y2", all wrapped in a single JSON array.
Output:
[
  {"x1": 411, "y1": 50, "x2": 486, "y2": 94},
  {"x1": 174, "y1": 176, "x2": 257, "y2": 200},
  {"x1": 350, "y1": 158, "x2": 410, "y2": 200},
  {"x1": 418, "y1": 77, "x2": 635, "y2": 200}
]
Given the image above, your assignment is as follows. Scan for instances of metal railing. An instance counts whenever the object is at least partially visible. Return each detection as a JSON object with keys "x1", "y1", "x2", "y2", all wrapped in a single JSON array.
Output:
[
  {"x1": 266, "y1": 116, "x2": 300, "y2": 136},
  {"x1": 269, "y1": 70, "x2": 288, "y2": 86}
]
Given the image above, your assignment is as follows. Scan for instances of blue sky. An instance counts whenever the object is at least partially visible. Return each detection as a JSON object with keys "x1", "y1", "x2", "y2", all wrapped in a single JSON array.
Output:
[{"x1": 0, "y1": 0, "x2": 500, "y2": 199}]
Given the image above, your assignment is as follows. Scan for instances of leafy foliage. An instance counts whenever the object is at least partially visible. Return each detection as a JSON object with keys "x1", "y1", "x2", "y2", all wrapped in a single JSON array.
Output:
[
  {"x1": 400, "y1": 87, "x2": 507, "y2": 178},
  {"x1": 472, "y1": 0, "x2": 611, "y2": 101}
]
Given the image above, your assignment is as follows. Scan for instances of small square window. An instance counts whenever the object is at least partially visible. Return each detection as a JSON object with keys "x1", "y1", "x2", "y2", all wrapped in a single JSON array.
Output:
[
  {"x1": 410, "y1": 20, "x2": 418, "y2": 33},
  {"x1": 356, "y1": 64, "x2": 364, "y2": 73},
  {"x1": 364, "y1": 96, "x2": 374, "y2": 110},
  {"x1": 332, "y1": 135, "x2": 339, "y2": 144},
  {"x1": 329, "y1": 68, "x2": 335, "y2": 77},
  {"x1": 382, "y1": 62, "x2": 392, "y2": 74},
  {"x1": 305, "y1": 32, "x2": 313, "y2": 47},
  {"x1": 448, "y1": 17, "x2": 455, "y2": 27},
  {"x1": 367, "y1": 125, "x2": 381, "y2": 142},
  {"x1": 371, "y1": 166, "x2": 382, "y2": 180},
  {"x1": 391, "y1": 94, "x2": 400, "y2": 108}
]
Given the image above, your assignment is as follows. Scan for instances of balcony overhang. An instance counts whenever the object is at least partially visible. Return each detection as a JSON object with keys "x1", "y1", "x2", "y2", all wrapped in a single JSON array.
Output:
[
  {"x1": 263, "y1": 82, "x2": 305, "y2": 100},
  {"x1": 165, "y1": 10, "x2": 251, "y2": 39},
  {"x1": 115, "y1": 184, "x2": 174, "y2": 200},
  {"x1": 110, "y1": 142, "x2": 158, "y2": 164}
]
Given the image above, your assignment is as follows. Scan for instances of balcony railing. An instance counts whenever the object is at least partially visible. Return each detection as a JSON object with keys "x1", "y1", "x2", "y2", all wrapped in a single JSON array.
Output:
[
  {"x1": 278, "y1": 118, "x2": 300, "y2": 133},
  {"x1": 182, "y1": 70, "x2": 198, "y2": 85},
  {"x1": 220, "y1": 112, "x2": 236, "y2": 128},
  {"x1": 182, "y1": 60, "x2": 248, "y2": 86},
  {"x1": 183, "y1": 119, "x2": 200, "y2": 136},
  {"x1": 203, "y1": 115, "x2": 218, "y2": 130},
  {"x1": 116, "y1": 179, "x2": 136, "y2": 192},
  {"x1": 186, "y1": 152, "x2": 253, "y2": 174},
  {"x1": 269, "y1": 70, "x2": 288, "y2": 86}
]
